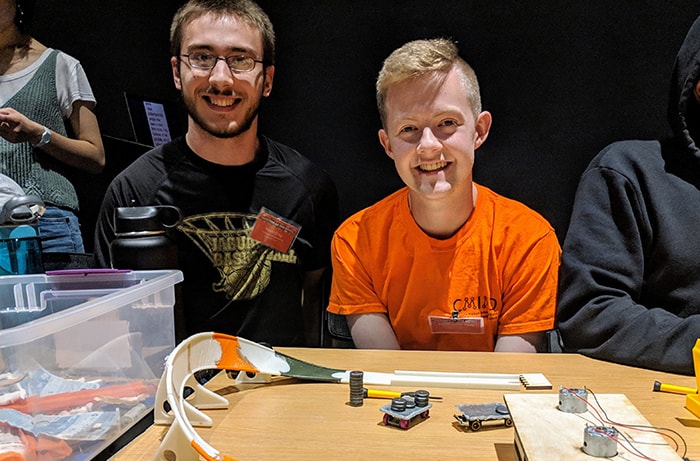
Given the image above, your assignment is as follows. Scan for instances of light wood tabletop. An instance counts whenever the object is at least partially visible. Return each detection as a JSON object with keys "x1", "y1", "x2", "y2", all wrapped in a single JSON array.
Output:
[{"x1": 110, "y1": 348, "x2": 700, "y2": 461}]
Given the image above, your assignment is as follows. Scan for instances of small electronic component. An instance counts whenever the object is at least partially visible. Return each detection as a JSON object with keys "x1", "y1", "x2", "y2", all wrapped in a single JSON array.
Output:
[
  {"x1": 582, "y1": 425, "x2": 618, "y2": 458},
  {"x1": 558, "y1": 387, "x2": 588, "y2": 413}
]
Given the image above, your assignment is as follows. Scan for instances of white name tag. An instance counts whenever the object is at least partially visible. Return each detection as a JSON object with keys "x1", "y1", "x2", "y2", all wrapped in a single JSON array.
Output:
[{"x1": 428, "y1": 315, "x2": 485, "y2": 334}]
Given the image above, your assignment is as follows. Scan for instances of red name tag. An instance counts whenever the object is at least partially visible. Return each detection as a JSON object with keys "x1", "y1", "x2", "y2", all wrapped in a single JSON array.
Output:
[{"x1": 249, "y1": 208, "x2": 301, "y2": 253}]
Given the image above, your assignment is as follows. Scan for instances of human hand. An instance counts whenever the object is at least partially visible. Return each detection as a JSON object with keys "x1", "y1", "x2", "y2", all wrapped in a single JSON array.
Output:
[{"x1": 0, "y1": 108, "x2": 45, "y2": 145}]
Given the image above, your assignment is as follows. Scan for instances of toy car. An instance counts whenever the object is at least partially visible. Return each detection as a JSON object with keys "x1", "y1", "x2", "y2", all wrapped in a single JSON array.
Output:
[
  {"x1": 454, "y1": 402, "x2": 513, "y2": 431},
  {"x1": 380, "y1": 390, "x2": 432, "y2": 430}
]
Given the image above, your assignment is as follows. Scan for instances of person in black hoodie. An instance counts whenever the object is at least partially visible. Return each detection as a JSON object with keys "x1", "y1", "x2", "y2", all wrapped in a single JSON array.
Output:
[{"x1": 557, "y1": 15, "x2": 700, "y2": 376}]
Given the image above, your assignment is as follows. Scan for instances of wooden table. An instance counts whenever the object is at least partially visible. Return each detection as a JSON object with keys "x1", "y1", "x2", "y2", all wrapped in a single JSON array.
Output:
[{"x1": 110, "y1": 348, "x2": 700, "y2": 461}]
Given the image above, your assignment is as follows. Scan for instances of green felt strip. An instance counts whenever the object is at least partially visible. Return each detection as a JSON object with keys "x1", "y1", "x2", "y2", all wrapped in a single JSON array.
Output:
[{"x1": 274, "y1": 351, "x2": 345, "y2": 382}]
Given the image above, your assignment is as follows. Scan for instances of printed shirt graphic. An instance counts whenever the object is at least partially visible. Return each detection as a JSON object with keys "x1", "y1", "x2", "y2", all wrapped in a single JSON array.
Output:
[
  {"x1": 178, "y1": 212, "x2": 297, "y2": 301},
  {"x1": 328, "y1": 184, "x2": 559, "y2": 351},
  {"x1": 92, "y1": 135, "x2": 338, "y2": 346}
]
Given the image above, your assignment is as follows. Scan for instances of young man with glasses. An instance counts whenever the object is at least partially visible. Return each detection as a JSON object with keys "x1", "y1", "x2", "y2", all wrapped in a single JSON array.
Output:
[{"x1": 93, "y1": 0, "x2": 338, "y2": 347}]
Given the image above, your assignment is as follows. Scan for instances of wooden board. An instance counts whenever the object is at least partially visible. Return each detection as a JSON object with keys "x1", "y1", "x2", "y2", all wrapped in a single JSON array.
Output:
[{"x1": 503, "y1": 393, "x2": 684, "y2": 461}]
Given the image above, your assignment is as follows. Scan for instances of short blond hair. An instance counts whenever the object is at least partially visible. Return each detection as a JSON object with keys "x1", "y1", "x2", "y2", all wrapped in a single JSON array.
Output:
[{"x1": 376, "y1": 38, "x2": 481, "y2": 126}]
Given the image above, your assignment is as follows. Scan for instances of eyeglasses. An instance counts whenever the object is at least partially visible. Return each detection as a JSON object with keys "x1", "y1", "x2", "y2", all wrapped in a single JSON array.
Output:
[{"x1": 180, "y1": 52, "x2": 264, "y2": 73}]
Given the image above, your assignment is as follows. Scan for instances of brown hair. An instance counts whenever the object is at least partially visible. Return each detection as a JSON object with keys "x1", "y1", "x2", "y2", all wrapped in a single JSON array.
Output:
[{"x1": 170, "y1": 0, "x2": 275, "y2": 65}]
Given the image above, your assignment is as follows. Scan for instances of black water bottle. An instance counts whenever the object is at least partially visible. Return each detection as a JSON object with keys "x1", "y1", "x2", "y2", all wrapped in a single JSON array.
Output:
[{"x1": 109, "y1": 205, "x2": 182, "y2": 270}]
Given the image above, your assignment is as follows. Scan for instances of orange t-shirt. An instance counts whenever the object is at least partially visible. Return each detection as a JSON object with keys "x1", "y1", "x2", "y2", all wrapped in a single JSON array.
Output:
[{"x1": 327, "y1": 184, "x2": 560, "y2": 351}]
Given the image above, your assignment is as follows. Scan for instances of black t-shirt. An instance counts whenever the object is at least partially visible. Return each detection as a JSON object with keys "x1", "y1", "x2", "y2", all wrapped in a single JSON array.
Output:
[{"x1": 94, "y1": 136, "x2": 338, "y2": 346}]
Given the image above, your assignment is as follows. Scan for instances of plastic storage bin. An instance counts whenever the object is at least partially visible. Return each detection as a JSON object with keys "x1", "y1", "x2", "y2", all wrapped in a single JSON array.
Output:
[{"x1": 0, "y1": 269, "x2": 182, "y2": 460}]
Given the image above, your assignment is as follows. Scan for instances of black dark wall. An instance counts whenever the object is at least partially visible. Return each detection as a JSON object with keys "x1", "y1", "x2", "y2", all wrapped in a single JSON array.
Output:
[{"x1": 31, "y1": 1, "x2": 700, "y2": 248}]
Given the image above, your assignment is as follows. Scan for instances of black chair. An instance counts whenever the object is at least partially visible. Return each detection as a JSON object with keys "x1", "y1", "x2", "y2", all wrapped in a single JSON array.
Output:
[
  {"x1": 323, "y1": 310, "x2": 354, "y2": 348},
  {"x1": 544, "y1": 328, "x2": 563, "y2": 353},
  {"x1": 319, "y1": 269, "x2": 354, "y2": 348}
]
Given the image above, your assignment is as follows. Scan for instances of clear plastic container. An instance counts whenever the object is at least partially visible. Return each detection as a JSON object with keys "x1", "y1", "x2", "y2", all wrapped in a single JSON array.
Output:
[{"x1": 0, "y1": 269, "x2": 182, "y2": 460}]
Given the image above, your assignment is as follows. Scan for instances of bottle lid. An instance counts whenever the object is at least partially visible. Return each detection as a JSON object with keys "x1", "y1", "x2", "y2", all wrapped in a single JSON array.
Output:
[{"x1": 114, "y1": 206, "x2": 182, "y2": 234}]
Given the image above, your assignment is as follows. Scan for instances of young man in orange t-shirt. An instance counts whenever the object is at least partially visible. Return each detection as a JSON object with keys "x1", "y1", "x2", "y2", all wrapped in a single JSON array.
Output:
[{"x1": 327, "y1": 38, "x2": 560, "y2": 352}]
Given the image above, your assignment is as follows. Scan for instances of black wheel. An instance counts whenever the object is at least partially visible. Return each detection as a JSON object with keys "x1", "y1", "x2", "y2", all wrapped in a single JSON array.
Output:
[
  {"x1": 505, "y1": 418, "x2": 513, "y2": 427},
  {"x1": 470, "y1": 420, "x2": 482, "y2": 431}
]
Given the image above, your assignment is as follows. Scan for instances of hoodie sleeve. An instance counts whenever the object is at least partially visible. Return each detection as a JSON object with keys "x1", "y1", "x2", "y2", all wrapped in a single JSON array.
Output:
[{"x1": 557, "y1": 153, "x2": 700, "y2": 375}]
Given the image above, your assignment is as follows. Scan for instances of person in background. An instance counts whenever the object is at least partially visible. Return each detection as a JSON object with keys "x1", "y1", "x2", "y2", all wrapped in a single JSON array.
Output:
[
  {"x1": 0, "y1": 0, "x2": 105, "y2": 253},
  {"x1": 327, "y1": 38, "x2": 560, "y2": 352},
  {"x1": 93, "y1": 0, "x2": 338, "y2": 346},
  {"x1": 557, "y1": 15, "x2": 700, "y2": 376}
]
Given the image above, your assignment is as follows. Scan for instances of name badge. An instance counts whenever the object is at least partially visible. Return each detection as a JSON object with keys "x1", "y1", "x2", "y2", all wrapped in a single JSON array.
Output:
[
  {"x1": 428, "y1": 315, "x2": 485, "y2": 334},
  {"x1": 249, "y1": 207, "x2": 301, "y2": 253}
]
